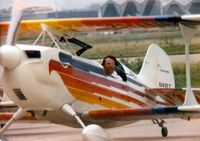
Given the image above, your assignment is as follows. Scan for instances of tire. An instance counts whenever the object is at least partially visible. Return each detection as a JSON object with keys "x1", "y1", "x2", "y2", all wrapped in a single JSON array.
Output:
[{"x1": 161, "y1": 127, "x2": 168, "y2": 137}]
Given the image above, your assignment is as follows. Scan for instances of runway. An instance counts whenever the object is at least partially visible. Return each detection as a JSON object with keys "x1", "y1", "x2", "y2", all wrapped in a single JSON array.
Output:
[{"x1": 2, "y1": 119, "x2": 200, "y2": 141}]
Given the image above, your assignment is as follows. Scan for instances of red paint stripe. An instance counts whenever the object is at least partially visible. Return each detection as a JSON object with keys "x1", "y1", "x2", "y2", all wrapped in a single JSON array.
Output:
[
  {"x1": 176, "y1": 95, "x2": 184, "y2": 104},
  {"x1": 195, "y1": 95, "x2": 200, "y2": 104},
  {"x1": 165, "y1": 95, "x2": 176, "y2": 105},
  {"x1": 49, "y1": 60, "x2": 149, "y2": 99},
  {"x1": 59, "y1": 72, "x2": 147, "y2": 107},
  {"x1": 81, "y1": 17, "x2": 165, "y2": 31},
  {"x1": 88, "y1": 107, "x2": 152, "y2": 120},
  {"x1": 156, "y1": 101, "x2": 168, "y2": 106}
]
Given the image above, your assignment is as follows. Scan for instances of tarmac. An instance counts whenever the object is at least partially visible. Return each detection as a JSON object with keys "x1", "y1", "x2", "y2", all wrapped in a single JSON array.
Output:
[{"x1": 1, "y1": 118, "x2": 200, "y2": 141}]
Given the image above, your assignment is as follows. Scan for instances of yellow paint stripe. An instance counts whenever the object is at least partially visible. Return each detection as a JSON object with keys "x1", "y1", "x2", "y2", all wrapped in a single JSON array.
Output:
[{"x1": 67, "y1": 87, "x2": 130, "y2": 109}]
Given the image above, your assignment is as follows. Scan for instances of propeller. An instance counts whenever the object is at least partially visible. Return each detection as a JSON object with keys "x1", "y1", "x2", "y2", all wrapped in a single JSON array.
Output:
[
  {"x1": 0, "y1": 0, "x2": 25, "y2": 69},
  {"x1": 6, "y1": 0, "x2": 24, "y2": 45},
  {"x1": 0, "y1": 0, "x2": 27, "y2": 136}
]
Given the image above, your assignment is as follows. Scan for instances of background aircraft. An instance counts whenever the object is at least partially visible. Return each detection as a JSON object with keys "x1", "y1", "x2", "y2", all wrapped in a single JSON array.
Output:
[{"x1": 0, "y1": 1, "x2": 200, "y2": 141}]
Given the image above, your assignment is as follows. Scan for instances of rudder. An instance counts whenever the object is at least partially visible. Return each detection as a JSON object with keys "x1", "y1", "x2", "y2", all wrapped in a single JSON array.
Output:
[{"x1": 138, "y1": 43, "x2": 175, "y2": 88}]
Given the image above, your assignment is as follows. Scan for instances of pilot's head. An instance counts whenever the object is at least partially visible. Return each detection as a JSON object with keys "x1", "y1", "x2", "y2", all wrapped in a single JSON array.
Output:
[{"x1": 102, "y1": 55, "x2": 116, "y2": 76}]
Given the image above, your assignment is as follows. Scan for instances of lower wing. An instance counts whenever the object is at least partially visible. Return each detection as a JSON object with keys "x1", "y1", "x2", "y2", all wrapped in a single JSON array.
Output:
[
  {"x1": 81, "y1": 106, "x2": 200, "y2": 127},
  {"x1": 0, "y1": 112, "x2": 36, "y2": 121}
]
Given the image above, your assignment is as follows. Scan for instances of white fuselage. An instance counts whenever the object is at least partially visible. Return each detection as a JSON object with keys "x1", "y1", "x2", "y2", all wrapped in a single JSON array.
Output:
[{"x1": 1, "y1": 44, "x2": 162, "y2": 127}]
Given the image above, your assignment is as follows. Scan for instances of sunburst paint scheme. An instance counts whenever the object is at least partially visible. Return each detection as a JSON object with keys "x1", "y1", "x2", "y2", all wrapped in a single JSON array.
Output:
[
  {"x1": 2, "y1": 44, "x2": 200, "y2": 128},
  {"x1": 1, "y1": 15, "x2": 200, "y2": 38},
  {"x1": 1, "y1": 14, "x2": 200, "y2": 137}
]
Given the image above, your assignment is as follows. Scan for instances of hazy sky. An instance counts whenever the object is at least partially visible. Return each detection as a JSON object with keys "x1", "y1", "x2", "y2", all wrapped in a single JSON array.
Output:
[{"x1": 0, "y1": 0, "x2": 110, "y2": 11}]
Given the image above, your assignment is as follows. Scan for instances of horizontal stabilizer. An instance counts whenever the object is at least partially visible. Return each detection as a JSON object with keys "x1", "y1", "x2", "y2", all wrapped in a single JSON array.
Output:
[
  {"x1": 145, "y1": 88, "x2": 200, "y2": 105},
  {"x1": 178, "y1": 105, "x2": 200, "y2": 111}
]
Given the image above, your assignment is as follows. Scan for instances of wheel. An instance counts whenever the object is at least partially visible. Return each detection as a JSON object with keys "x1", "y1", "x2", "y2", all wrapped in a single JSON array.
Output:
[{"x1": 161, "y1": 127, "x2": 168, "y2": 137}]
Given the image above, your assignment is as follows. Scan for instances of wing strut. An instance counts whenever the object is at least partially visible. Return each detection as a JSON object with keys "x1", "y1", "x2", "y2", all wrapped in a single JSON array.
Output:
[
  {"x1": 33, "y1": 24, "x2": 93, "y2": 56},
  {"x1": 0, "y1": 108, "x2": 26, "y2": 136},
  {"x1": 61, "y1": 104, "x2": 112, "y2": 141},
  {"x1": 179, "y1": 24, "x2": 198, "y2": 106}
]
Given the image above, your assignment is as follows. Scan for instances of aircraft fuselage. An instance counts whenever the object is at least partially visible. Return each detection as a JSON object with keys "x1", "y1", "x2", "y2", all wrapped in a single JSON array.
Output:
[{"x1": 1, "y1": 44, "x2": 166, "y2": 127}]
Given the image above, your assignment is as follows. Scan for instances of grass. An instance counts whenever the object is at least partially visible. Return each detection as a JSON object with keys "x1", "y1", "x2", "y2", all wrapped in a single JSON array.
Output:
[
  {"x1": 2, "y1": 30, "x2": 198, "y2": 59},
  {"x1": 173, "y1": 62, "x2": 200, "y2": 88},
  {"x1": 76, "y1": 30, "x2": 200, "y2": 59},
  {"x1": 120, "y1": 57, "x2": 200, "y2": 88},
  {"x1": 6, "y1": 30, "x2": 199, "y2": 59}
]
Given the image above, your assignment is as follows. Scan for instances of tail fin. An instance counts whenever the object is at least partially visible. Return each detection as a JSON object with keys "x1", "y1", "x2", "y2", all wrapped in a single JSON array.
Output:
[{"x1": 138, "y1": 43, "x2": 175, "y2": 88}]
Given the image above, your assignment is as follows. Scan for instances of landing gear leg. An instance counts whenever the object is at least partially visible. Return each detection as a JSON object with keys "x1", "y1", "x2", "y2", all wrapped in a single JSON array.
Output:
[
  {"x1": 152, "y1": 119, "x2": 168, "y2": 137},
  {"x1": 61, "y1": 104, "x2": 112, "y2": 141}
]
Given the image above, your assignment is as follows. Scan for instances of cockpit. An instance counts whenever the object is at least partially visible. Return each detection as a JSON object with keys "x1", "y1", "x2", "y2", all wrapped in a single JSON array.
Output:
[{"x1": 56, "y1": 35, "x2": 140, "y2": 83}]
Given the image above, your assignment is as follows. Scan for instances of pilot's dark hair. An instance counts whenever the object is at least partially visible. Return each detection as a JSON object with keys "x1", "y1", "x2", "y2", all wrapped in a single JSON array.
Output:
[
  {"x1": 102, "y1": 55, "x2": 127, "y2": 82},
  {"x1": 102, "y1": 55, "x2": 117, "y2": 66}
]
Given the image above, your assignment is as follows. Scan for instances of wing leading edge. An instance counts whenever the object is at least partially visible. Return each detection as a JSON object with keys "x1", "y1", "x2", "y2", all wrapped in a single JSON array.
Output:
[
  {"x1": 0, "y1": 112, "x2": 36, "y2": 121},
  {"x1": 81, "y1": 106, "x2": 200, "y2": 124},
  {"x1": 1, "y1": 15, "x2": 200, "y2": 38}
]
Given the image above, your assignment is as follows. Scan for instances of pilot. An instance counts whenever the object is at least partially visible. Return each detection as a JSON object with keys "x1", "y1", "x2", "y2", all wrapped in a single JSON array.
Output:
[{"x1": 102, "y1": 55, "x2": 122, "y2": 81}]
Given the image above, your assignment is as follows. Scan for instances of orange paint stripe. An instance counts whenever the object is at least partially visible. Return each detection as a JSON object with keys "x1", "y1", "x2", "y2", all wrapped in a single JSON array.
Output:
[
  {"x1": 165, "y1": 95, "x2": 176, "y2": 105},
  {"x1": 176, "y1": 95, "x2": 184, "y2": 104},
  {"x1": 0, "y1": 16, "x2": 169, "y2": 37},
  {"x1": 49, "y1": 60, "x2": 148, "y2": 98},
  {"x1": 59, "y1": 72, "x2": 147, "y2": 107},
  {"x1": 195, "y1": 95, "x2": 200, "y2": 104},
  {"x1": 0, "y1": 113, "x2": 36, "y2": 121}
]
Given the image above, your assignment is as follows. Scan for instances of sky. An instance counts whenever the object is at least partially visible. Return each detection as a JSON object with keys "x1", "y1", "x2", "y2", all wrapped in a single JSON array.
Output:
[
  {"x1": 0, "y1": 0, "x2": 110, "y2": 11},
  {"x1": 0, "y1": 0, "x2": 194, "y2": 11}
]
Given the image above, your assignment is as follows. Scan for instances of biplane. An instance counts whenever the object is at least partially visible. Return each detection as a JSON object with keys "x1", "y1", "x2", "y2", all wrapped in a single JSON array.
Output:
[{"x1": 0, "y1": 1, "x2": 200, "y2": 141}]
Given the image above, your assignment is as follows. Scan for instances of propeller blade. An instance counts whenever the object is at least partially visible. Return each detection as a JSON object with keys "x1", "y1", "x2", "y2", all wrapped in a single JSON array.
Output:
[{"x1": 6, "y1": 0, "x2": 25, "y2": 45}]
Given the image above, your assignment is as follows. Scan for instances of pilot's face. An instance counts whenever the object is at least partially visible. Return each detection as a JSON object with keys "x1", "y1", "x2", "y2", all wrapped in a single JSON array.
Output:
[{"x1": 104, "y1": 58, "x2": 115, "y2": 76}]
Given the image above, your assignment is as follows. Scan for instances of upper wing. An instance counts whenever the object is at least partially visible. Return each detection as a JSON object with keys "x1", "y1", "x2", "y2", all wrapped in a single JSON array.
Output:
[
  {"x1": 1, "y1": 15, "x2": 200, "y2": 38},
  {"x1": 145, "y1": 88, "x2": 200, "y2": 105}
]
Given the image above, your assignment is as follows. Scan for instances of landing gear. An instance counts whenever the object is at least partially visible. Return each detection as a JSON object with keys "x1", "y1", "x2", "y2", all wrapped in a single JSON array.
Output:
[
  {"x1": 152, "y1": 119, "x2": 168, "y2": 137},
  {"x1": 61, "y1": 104, "x2": 112, "y2": 141},
  {"x1": 161, "y1": 127, "x2": 168, "y2": 137}
]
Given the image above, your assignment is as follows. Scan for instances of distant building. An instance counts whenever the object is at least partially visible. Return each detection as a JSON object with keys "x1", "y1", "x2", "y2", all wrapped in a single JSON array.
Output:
[
  {"x1": 163, "y1": 0, "x2": 185, "y2": 15},
  {"x1": 142, "y1": 0, "x2": 161, "y2": 16},
  {"x1": 100, "y1": 0, "x2": 200, "y2": 17},
  {"x1": 188, "y1": 0, "x2": 200, "y2": 14},
  {"x1": 48, "y1": 10, "x2": 98, "y2": 19},
  {"x1": 1, "y1": 0, "x2": 200, "y2": 22},
  {"x1": 121, "y1": 0, "x2": 139, "y2": 16},
  {"x1": 22, "y1": 7, "x2": 54, "y2": 20},
  {"x1": 100, "y1": 0, "x2": 121, "y2": 17},
  {"x1": 0, "y1": 6, "x2": 54, "y2": 21}
]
